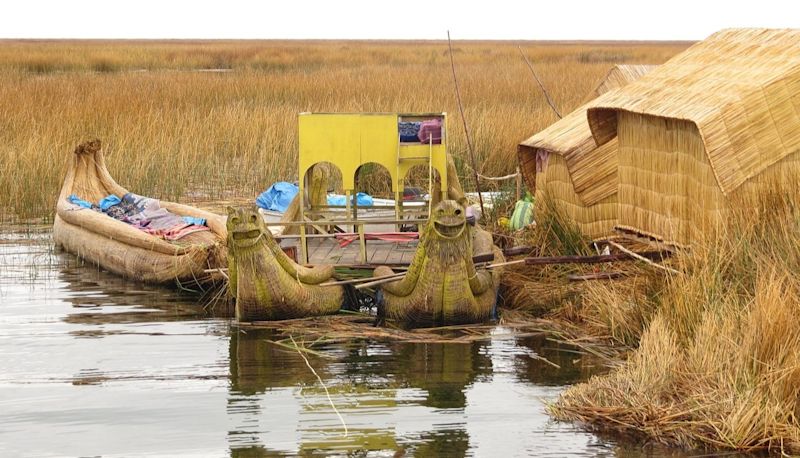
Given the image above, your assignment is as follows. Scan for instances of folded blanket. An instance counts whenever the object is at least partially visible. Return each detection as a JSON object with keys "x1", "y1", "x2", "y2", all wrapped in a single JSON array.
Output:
[{"x1": 418, "y1": 119, "x2": 442, "y2": 144}]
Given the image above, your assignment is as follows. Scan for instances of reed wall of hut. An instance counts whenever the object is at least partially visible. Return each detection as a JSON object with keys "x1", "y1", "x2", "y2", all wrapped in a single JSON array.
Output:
[
  {"x1": 518, "y1": 64, "x2": 655, "y2": 241},
  {"x1": 587, "y1": 28, "x2": 800, "y2": 246}
]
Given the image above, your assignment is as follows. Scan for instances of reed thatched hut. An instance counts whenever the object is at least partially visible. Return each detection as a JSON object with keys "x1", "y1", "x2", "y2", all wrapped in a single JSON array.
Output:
[
  {"x1": 518, "y1": 65, "x2": 655, "y2": 240},
  {"x1": 587, "y1": 28, "x2": 800, "y2": 246}
]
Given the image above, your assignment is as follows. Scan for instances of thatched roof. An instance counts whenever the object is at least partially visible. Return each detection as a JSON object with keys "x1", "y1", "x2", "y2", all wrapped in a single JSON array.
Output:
[
  {"x1": 588, "y1": 28, "x2": 800, "y2": 195},
  {"x1": 518, "y1": 64, "x2": 655, "y2": 204},
  {"x1": 581, "y1": 65, "x2": 657, "y2": 104}
]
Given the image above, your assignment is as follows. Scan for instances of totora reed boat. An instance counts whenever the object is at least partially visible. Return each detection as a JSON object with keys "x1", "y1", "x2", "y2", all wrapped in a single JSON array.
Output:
[{"x1": 53, "y1": 140, "x2": 227, "y2": 287}]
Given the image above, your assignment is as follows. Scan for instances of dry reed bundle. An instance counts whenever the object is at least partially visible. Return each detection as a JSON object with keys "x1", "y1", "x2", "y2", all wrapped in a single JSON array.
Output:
[
  {"x1": 237, "y1": 308, "x2": 609, "y2": 353},
  {"x1": 552, "y1": 187, "x2": 800, "y2": 454}
]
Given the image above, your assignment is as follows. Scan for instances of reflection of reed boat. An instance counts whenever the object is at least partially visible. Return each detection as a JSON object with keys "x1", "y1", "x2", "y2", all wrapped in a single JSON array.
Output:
[{"x1": 53, "y1": 140, "x2": 227, "y2": 286}]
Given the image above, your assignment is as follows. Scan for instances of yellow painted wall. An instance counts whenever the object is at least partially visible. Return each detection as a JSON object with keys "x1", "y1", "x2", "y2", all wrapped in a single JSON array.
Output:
[{"x1": 298, "y1": 113, "x2": 447, "y2": 195}]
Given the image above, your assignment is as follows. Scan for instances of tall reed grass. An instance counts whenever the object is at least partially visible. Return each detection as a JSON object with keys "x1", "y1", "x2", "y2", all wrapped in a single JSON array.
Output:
[
  {"x1": 552, "y1": 187, "x2": 800, "y2": 454},
  {"x1": 0, "y1": 39, "x2": 686, "y2": 222}
]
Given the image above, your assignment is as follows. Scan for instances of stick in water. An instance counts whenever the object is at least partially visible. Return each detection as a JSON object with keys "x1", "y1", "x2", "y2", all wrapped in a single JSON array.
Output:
[{"x1": 289, "y1": 335, "x2": 348, "y2": 436}]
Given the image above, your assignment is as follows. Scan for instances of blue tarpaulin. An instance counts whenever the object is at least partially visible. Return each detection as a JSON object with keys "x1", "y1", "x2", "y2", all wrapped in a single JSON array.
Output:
[
  {"x1": 68, "y1": 194, "x2": 93, "y2": 209},
  {"x1": 256, "y1": 182, "x2": 299, "y2": 213},
  {"x1": 327, "y1": 193, "x2": 374, "y2": 207},
  {"x1": 98, "y1": 194, "x2": 122, "y2": 211}
]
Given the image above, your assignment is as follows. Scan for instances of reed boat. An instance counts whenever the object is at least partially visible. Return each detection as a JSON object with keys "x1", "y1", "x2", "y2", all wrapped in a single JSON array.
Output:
[
  {"x1": 226, "y1": 206, "x2": 345, "y2": 321},
  {"x1": 374, "y1": 199, "x2": 504, "y2": 327},
  {"x1": 53, "y1": 140, "x2": 227, "y2": 286}
]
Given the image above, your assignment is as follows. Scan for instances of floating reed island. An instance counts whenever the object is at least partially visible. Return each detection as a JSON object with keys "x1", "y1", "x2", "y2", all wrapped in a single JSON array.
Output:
[{"x1": 43, "y1": 27, "x2": 800, "y2": 454}]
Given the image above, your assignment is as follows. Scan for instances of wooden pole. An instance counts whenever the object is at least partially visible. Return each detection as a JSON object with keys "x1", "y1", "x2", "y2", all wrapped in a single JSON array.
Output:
[
  {"x1": 525, "y1": 250, "x2": 671, "y2": 266},
  {"x1": 354, "y1": 256, "x2": 519, "y2": 290},
  {"x1": 518, "y1": 46, "x2": 562, "y2": 119},
  {"x1": 607, "y1": 241, "x2": 680, "y2": 275},
  {"x1": 447, "y1": 30, "x2": 485, "y2": 217}
]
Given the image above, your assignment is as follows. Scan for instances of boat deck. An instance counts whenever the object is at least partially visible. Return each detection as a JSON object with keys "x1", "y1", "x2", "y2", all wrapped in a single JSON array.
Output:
[{"x1": 291, "y1": 238, "x2": 419, "y2": 266}]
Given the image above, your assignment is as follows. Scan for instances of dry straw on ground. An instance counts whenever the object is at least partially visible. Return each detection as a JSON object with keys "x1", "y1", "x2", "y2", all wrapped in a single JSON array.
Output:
[{"x1": 551, "y1": 188, "x2": 800, "y2": 454}]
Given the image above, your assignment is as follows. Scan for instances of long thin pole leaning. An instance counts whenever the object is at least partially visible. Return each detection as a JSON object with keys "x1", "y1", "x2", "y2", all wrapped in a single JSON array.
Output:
[
  {"x1": 447, "y1": 30, "x2": 485, "y2": 217},
  {"x1": 518, "y1": 46, "x2": 562, "y2": 119}
]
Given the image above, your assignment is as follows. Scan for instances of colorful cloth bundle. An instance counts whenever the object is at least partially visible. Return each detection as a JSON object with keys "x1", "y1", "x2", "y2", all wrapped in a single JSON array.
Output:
[
  {"x1": 417, "y1": 119, "x2": 442, "y2": 144},
  {"x1": 68, "y1": 192, "x2": 209, "y2": 241},
  {"x1": 398, "y1": 121, "x2": 422, "y2": 142},
  {"x1": 510, "y1": 200, "x2": 535, "y2": 231}
]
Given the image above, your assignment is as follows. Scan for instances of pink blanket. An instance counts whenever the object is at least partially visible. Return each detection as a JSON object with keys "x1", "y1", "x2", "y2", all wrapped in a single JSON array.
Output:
[{"x1": 417, "y1": 119, "x2": 442, "y2": 144}]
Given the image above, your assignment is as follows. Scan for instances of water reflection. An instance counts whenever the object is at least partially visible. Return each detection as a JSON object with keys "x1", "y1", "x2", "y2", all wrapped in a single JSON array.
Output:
[
  {"x1": 224, "y1": 327, "x2": 609, "y2": 456},
  {"x1": 1, "y1": 233, "x2": 702, "y2": 457},
  {"x1": 511, "y1": 334, "x2": 602, "y2": 386},
  {"x1": 393, "y1": 342, "x2": 491, "y2": 410}
]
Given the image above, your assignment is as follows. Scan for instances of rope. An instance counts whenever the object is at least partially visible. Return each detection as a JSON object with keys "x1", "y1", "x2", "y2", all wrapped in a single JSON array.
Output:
[
  {"x1": 458, "y1": 159, "x2": 519, "y2": 182},
  {"x1": 477, "y1": 171, "x2": 520, "y2": 181}
]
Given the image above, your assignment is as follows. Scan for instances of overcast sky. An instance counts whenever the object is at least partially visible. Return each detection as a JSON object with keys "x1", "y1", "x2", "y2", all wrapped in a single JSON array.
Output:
[{"x1": 1, "y1": 0, "x2": 797, "y2": 41}]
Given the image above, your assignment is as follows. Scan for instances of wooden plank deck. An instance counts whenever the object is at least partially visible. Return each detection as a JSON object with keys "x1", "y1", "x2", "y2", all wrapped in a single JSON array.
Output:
[{"x1": 287, "y1": 238, "x2": 419, "y2": 265}]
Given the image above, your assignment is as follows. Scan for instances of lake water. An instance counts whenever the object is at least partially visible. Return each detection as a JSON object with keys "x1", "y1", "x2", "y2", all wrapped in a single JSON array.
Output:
[{"x1": 0, "y1": 231, "x2": 671, "y2": 457}]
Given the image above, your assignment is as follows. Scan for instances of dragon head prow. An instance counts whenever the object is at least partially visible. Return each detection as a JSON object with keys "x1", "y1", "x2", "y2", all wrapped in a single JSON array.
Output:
[
  {"x1": 431, "y1": 200, "x2": 467, "y2": 240},
  {"x1": 227, "y1": 206, "x2": 266, "y2": 249}
]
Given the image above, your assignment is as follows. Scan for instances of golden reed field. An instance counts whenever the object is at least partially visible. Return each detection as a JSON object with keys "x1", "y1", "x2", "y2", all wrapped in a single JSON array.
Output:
[{"x1": 0, "y1": 39, "x2": 688, "y2": 222}]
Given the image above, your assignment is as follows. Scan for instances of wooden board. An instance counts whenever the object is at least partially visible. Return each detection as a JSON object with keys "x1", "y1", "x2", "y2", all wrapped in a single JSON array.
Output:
[{"x1": 287, "y1": 238, "x2": 419, "y2": 266}]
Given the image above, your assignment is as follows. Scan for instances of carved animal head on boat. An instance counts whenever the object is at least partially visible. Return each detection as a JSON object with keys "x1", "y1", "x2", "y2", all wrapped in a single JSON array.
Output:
[
  {"x1": 226, "y1": 206, "x2": 266, "y2": 250},
  {"x1": 225, "y1": 205, "x2": 343, "y2": 321},
  {"x1": 431, "y1": 200, "x2": 467, "y2": 239},
  {"x1": 419, "y1": 200, "x2": 472, "y2": 265}
]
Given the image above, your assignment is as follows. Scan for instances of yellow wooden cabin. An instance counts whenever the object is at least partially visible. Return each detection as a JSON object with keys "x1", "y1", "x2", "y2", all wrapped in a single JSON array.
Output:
[{"x1": 296, "y1": 112, "x2": 448, "y2": 262}]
